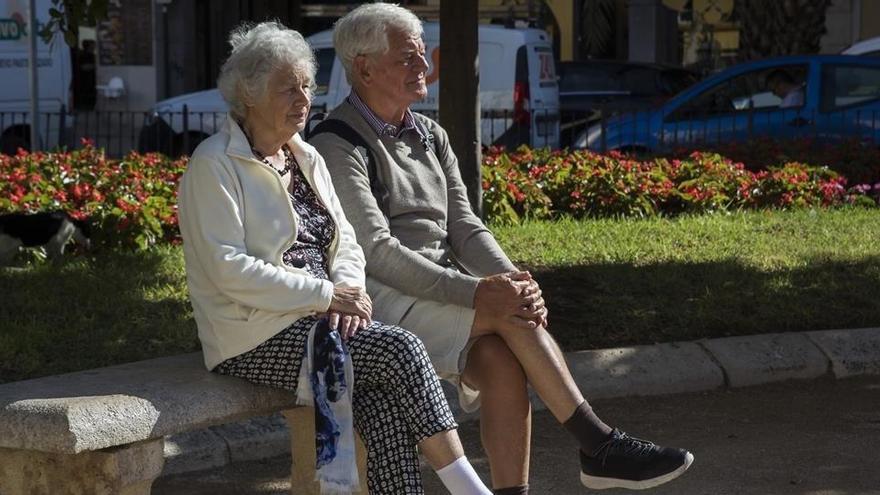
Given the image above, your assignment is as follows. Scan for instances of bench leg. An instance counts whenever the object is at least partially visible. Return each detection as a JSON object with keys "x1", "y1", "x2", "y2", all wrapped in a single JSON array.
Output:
[
  {"x1": 0, "y1": 438, "x2": 164, "y2": 495},
  {"x1": 283, "y1": 407, "x2": 368, "y2": 494}
]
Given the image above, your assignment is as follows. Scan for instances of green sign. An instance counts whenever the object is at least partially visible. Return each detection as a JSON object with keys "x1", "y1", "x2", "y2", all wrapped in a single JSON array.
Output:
[{"x1": 0, "y1": 19, "x2": 22, "y2": 41}]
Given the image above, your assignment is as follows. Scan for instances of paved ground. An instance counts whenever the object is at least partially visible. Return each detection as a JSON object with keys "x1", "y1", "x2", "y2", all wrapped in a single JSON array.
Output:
[{"x1": 154, "y1": 375, "x2": 880, "y2": 494}]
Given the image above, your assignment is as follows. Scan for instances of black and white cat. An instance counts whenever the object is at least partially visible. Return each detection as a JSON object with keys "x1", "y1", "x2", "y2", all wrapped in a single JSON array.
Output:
[{"x1": 0, "y1": 211, "x2": 92, "y2": 263}]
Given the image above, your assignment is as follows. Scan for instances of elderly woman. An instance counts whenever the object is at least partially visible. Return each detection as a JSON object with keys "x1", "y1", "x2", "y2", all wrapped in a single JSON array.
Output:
[{"x1": 177, "y1": 22, "x2": 492, "y2": 495}]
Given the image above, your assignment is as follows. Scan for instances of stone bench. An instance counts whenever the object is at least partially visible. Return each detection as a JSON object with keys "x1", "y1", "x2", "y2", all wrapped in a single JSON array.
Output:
[{"x1": 0, "y1": 352, "x2": 367, "y2": 494}]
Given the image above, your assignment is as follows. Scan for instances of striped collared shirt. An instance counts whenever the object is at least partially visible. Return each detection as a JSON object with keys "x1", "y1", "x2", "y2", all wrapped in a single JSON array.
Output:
[{"x1": 347, "y1": 91, "x2": 426, "y2": 141}]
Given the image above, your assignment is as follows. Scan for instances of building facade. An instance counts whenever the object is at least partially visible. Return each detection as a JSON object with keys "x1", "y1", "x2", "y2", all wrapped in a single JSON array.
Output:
[{"x1": 80, "y1": 0, "x2": 880, "y2": 111}]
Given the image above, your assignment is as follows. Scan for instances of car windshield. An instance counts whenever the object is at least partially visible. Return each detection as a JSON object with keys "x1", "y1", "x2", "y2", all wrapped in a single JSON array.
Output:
[
  {"x1": 559, "y1": 63, "x2": 697, "y2": 106},
  {"x1": 659, "y1": 70, "x2": 699, "y2": 95},
  {"x1": 559, "y1": 64, "x2": 626, "y2": 93},
  {"x1": 314, "y1": 48, "x2": 335, "y2": 96}
]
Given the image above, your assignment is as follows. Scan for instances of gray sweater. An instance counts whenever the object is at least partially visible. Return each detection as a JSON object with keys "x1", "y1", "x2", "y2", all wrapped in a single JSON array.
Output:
[{"x1": 309, "y1": 101, "x2": 517, "y2": 308}]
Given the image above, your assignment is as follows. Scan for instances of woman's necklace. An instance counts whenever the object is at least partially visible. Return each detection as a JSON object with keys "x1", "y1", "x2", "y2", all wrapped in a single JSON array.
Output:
[
  {"x1": 253, "y1": 146, "x2": 294, "y2": 177},
  {"x1": 240, "y1": 122, "x2": 294, "y2": 177}
]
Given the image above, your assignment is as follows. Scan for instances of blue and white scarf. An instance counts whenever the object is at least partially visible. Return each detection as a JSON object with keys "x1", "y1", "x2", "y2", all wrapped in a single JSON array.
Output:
[{"x1": 296, "y1": 318, "x2": 359, "y2": 493}]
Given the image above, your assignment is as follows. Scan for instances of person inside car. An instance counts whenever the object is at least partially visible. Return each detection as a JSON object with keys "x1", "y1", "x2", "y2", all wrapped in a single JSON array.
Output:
[{"x1": 766, "y1": 69, "x2": 805, "y2": 108}]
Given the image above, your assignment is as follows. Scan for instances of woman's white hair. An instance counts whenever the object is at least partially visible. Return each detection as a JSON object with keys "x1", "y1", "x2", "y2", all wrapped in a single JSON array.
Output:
[
  {"x1": 333, "y1": 3, "x2": 423, "y2": 83},
  {"x1": 217, "y1": 21, "x2": 316, "y2": 120}
]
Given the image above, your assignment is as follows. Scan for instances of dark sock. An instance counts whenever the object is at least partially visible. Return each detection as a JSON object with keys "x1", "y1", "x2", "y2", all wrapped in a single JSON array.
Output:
[
  {"x1": 563, "y1": 400, "x2": 613, "y2": 456},
  {"x1": 493, "y1": 485, "x2": 529, "y2": 495}
]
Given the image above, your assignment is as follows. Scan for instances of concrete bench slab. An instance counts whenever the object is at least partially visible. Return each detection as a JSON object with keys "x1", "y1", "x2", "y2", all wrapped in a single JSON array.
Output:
[
  {"x1": 0, "y1": 352, "x2": 366, "y2": 495},
  {"x1": 0, "y1": 352, "x2": 297, "y2": 455}
]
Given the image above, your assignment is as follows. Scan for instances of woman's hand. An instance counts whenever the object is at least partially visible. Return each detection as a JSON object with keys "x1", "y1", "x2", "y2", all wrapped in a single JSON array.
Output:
[
  {"x1": 328, "y1": 286, "x2": 372, "y2": 340},
  {"x1": 327, "y1": 311, "x2": 369, "y2": 340}
]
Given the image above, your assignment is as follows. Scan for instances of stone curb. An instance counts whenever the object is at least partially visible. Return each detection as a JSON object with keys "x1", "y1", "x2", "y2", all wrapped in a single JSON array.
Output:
[{"x1": 159, "y1": 327, "x2": 880, "y2": 477}]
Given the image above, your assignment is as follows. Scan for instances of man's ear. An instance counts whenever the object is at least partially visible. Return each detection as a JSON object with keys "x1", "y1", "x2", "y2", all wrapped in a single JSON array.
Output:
[{"x1": 353, "y1": 54, "x2": 372, "y2": 86}]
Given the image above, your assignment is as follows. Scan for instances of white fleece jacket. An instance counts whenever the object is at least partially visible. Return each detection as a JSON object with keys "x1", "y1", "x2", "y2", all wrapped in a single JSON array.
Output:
[{"x1": 178, "y1": 116, "x2": 366, "y2": 370}]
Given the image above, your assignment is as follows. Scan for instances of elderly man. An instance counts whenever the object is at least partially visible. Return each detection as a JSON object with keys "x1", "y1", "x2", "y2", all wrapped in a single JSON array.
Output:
[{"x1": 309, "y1": 4, "x2": 693, "y2": 493}]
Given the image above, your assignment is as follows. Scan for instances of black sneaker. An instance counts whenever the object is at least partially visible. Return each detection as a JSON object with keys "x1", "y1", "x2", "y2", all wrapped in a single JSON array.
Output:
[{"x1": 579, "y1": 429, "x2": 694, "y2": 490}]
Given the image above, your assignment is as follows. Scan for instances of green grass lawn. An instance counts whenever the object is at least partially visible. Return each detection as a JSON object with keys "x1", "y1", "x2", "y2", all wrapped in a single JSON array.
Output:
[
  {"x1": 496, "y1": 208, "x2": 880, "y2": 350},
  {"x1": 0, "y1": 247, "x2": 198, "y2": 384},
  {"x1": 2, "y1": 208, "x2": 879, "y2": 383}
]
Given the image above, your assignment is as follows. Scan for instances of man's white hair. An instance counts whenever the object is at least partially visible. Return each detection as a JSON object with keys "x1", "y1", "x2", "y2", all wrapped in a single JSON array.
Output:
[
  {"x1": 333, "y1": 3, "x2": 423, "y2": 83},
  {"x1": 217, "y1": 21, "x2": 316, "y2": 120}
]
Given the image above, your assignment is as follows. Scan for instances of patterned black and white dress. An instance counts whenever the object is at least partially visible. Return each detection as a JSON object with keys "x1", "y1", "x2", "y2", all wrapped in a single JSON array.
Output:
[{"x1": 214, "y1": 148, "x2": 456, "y2": 493}]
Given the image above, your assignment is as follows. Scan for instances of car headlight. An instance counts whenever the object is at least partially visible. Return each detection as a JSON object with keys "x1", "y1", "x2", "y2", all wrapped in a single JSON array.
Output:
[
  {"x1": 144, "y1": 112, "x2": 160, "y2": 126},
  {"x1": 586, "y1": 125, "x2": 602, "y2": 148}
]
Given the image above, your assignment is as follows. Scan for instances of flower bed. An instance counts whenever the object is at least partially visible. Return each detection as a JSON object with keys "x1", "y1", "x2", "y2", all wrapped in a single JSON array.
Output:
[
  {"x1": 671, "y1": 137, "x2": 880, "y2": 185},
  {"x1": 1, "y1": 140, "x2": 878, "y2": 249},
  {"x1": 482, "y1": 146, "x2": 880, "y2": 224},
  {"x1": 0, "y1": 141, "x2": 185, "y2": 250}
]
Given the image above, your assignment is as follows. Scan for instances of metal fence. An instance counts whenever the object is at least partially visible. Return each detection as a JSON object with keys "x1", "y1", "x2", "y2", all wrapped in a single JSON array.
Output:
[
  {"x1": 2, "y1": 104, "x2": 878, "y2": 158},
  {"x1": 0, "y1": 109, "x2": 153, "y2": 158},
  {"x1": 559, "y1": 105, "x2": 880, "y2": 153},
  {"x1": 0, "y1": 105, "x2": 558, "y2": 158}
]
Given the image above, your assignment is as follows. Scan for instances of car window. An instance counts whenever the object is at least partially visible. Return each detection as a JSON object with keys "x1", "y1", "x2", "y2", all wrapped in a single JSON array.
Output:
[
  {"x1": 314, "y1": 47, "x2": 335, "y2": 96},
  {"x1": 618, "y1": 67, "x2": 664, "y2": 95},
  {"x1": 665, "y1": 64, "x2": 807, "y2": 122},
  {"x1": 820, "y1": 64, "x2": 880, "y2": 111}
]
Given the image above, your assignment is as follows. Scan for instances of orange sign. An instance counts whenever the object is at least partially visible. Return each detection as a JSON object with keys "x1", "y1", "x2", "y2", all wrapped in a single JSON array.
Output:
[{"x1": 426, "y1": 47, "x2": 440, "y2": 85}]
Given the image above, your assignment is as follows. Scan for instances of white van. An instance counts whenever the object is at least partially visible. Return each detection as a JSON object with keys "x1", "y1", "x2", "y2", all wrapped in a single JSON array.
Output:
[
  {"x1": 0, "y1": 0, "x2": 72, "y2": 154},
  {"x1": 139, "y1": 22, "x2": 560, "y2": 154}
]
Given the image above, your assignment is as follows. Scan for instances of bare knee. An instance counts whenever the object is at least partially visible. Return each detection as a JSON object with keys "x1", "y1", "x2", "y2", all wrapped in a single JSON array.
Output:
[{"x1": 464, "y1": 335, "x2": 526, "y2": 391}]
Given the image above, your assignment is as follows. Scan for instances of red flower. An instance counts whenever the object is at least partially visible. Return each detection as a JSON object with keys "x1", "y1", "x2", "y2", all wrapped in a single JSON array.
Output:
[{"x1": 71, "y1": 184, "x2": 86, "y2": 201}]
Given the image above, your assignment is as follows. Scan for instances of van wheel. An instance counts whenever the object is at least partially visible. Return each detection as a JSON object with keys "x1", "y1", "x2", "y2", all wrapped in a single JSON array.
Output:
[
  {"x1": 172, "y1": 132, "x2": 209, "y2": 157},
  {"x1": 1, "y1": 127, "x2": 31, "y2": 155}
]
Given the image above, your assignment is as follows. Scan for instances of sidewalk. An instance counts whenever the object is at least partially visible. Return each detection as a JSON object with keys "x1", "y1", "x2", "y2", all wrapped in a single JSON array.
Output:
[
  {"x1": 157, "y1": 327, "x2": 880, "y2": 478},
  {"x1": 155, "y1": 375, "x2": 880, "y2": 494}
]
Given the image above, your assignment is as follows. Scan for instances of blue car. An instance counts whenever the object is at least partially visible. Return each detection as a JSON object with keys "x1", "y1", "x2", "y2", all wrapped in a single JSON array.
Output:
[{"x1": 575, "y1": 55, "x2": 880, "y2": 152}]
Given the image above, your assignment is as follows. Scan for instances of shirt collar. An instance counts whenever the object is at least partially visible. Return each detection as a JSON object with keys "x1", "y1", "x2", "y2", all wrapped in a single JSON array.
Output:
[{"x1": 347, "y1": 91, "x2": 424, "y2": 140}]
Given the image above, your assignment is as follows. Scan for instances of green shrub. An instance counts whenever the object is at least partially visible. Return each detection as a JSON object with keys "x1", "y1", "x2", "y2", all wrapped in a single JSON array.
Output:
[{"x1": 482, "y1": 146, "x2": 873, "y2": 224}]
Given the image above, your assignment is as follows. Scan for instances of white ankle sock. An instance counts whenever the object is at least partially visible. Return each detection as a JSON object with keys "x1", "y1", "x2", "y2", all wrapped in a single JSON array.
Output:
[{"x1": 435, "y1": 456, "x2": 492, "y2": 495}]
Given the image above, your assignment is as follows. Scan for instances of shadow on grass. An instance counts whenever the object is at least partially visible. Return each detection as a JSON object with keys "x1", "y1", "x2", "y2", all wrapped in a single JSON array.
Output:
[
  {"x1": 0, "y1": 249, "x2": 198, "y2": 384},
  {"x1": 3, "y1": 249, "x2": 879, "y2": 384},
  {"x1": 526, "y1": 256, "x2": 880, "y2": 351}
]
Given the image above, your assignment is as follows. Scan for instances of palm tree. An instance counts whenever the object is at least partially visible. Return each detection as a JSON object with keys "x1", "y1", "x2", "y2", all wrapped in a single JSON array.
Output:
[
  {"x1": 735, "y1": 0, "x2": 831, "y2": 60},
  {"x1": 580, "y1": 0, "x2": 616, "y2": 59}
]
